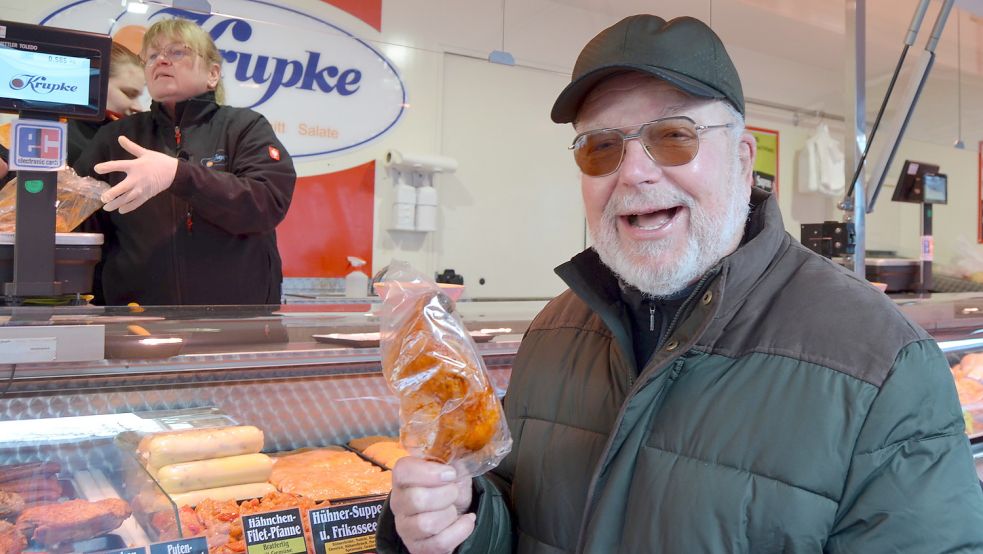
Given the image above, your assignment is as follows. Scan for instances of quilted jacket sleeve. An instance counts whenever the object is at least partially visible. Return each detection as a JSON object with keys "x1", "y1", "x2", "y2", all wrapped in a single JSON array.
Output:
[{"x1": 826, "y1": 339, "x2": 983, "y2": 553}]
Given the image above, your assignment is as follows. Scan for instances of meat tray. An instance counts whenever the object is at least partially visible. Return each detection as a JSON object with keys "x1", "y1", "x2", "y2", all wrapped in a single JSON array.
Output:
[{"x1": 1, "y1": 465, "x2": 146, "y2": 554}]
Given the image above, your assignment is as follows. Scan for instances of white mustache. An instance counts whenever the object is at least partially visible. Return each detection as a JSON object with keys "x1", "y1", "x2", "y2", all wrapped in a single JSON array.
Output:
[{"x1": 604, "y1": 186, "x2": 696, "y2": 217}]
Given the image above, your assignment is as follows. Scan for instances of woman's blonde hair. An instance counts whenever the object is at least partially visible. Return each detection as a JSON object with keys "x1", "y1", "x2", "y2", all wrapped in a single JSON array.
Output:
[
  {"x1": 109, "y1": 42, "x2": 142, "y2": 78},
  {"x1": 141, "y1": 18, "x2": 225, "y2": 104}
]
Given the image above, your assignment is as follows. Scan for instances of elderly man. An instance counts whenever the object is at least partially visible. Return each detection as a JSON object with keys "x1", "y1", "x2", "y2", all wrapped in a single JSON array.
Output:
[{"x1": 378, "y1": 14, "x2": 983, "y2": 553}]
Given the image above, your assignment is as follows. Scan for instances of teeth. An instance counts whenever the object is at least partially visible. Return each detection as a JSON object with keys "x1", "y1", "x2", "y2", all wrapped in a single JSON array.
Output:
[{"x1": 631, "y1": 208, "x2": 674, "y2": 230}]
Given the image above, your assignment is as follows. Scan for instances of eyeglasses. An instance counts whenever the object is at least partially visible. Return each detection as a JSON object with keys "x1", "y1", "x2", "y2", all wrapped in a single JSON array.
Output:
[
  {"x1": 143, "y1": 44, "x2": 194, "y2": 67},
  {"x1": 570, "y1": 116, "x2": 734, "y2": 177}
]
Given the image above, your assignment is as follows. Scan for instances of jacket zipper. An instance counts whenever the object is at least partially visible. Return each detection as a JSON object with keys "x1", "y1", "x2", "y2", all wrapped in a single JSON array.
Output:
[
  {"x1": 659, "y1": 270, "x2": 715, "y2": 348},
  {"x1": 576, "y1": 270, "x2": 719, "y2": 552},
  {"x1": 174, "y1": 126, "x2": 193, "y2": 235},
  {"x1": 171, "y1": 124, "x2": 185, "y2": 303},
  {"x1": 575, "y1": 357, "x2": 686, "y2": 553}
]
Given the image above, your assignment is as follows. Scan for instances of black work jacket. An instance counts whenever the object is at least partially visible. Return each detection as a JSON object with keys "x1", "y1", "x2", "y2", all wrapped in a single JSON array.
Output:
[{"x1": 75, "y1": 92, "x2": 296, "y2": 305}]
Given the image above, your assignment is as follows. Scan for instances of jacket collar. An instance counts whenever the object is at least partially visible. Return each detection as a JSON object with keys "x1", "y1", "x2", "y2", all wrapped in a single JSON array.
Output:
[
  {"x1": 150, "y1": 90, "x2": 218, "y2": 128},
  {"x1": 556, "y1": 188, "x2": 785, "y2": 335},
  {"x1": 711, "y1": 187, "x2": 788, "y2": 322}
]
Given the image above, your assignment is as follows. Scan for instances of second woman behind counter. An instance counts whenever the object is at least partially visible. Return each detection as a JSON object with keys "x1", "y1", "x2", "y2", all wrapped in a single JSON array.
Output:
[
  {"x1": 75, "y1": 18, "x2": 296, "y2": 306},
  {"x1": 66, "y1": 42, "x2": 146, "y2": 167}
]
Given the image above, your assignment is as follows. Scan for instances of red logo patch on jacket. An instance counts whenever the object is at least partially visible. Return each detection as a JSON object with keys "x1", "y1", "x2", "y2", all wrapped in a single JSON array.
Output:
[{"x1": 268, "y1": 146, "x2": 280, "y2": 161}]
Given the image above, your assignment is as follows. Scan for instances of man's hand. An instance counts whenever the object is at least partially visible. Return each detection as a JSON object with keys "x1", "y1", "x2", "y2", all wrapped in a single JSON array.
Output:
[
  {"x1": 96, "y1": 136, "x2": 178, "y2": 214},
  {"x1": 390, "y1": 457, "x2": 475, "y2": 554}
]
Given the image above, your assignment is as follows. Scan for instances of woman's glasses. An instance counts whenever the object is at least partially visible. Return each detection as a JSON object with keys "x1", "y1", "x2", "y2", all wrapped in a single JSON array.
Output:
[
  {"x1": 570, "y1": 116, "x2": 734, "y2": 177},
  {"x1": 143, "y1": 44, "x2": 194, "y2": 67}
]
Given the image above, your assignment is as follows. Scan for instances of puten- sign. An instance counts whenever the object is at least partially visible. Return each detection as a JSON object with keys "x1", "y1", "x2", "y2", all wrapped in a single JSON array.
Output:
[{"x1": 40, "y1": 0, "x2": 406, "y2": 159}]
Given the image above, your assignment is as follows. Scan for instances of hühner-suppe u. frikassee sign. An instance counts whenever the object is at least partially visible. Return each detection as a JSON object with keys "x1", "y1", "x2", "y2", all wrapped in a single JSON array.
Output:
[{"x1": 40, "y1": 0, "x2": 406, "y2": 159}]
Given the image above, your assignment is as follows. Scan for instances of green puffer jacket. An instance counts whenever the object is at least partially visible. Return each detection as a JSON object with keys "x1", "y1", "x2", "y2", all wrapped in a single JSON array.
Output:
[{"x1": 378, "y1": 189, "x2": 983, "y2": 553}]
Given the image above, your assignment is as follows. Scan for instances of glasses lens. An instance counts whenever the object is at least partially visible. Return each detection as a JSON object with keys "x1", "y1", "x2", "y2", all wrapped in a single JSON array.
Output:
[
  {"x1": 168, "y1": 46, "x2": 188, "y2": 62},
  {"x1": 573, "y1": 130, "x2": 625, "y2": 177},
  {"x1": 642, "y1": 118, "x2": 700, "y2": 166}
]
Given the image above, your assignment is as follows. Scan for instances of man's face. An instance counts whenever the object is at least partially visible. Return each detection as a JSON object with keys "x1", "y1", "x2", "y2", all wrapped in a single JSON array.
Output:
[
  {"x1": 574, "y1": 73, "x2": 755, "y2": 297},
  {"x1": 107, "y1": 63, "x2": 146, "y2": 117},
  {"x1": 143, "y1": 40, "x2": 219, "y2": 105}
]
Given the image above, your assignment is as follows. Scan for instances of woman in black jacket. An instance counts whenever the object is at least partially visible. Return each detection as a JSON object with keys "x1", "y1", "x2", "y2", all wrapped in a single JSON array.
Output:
[{"x1": 75, "y1": 18, "x2": 296, "y2": 306}]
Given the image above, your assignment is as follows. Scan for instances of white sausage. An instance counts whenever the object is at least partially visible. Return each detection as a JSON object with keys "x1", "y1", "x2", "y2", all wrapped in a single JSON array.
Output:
[
  {"x1": 168, "y1": 482, "x2": 276, "y2": 507},
  {"x1": 141, "y1": 426, "x2": 264, "y2": 469},
  {"x1": 156, "y1": 453, "x2": 273, "y2": 493}
]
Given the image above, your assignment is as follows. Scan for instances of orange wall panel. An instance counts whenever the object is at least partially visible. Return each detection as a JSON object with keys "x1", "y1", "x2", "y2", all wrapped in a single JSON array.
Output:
[{"x1": 278, "y1": 161, "x2": 375, "y2": 278}]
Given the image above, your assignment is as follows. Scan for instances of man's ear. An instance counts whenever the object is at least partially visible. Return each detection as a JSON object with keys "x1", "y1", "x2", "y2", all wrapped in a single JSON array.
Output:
[{"x1": 738, "y1": 131, "x2": 757, "y2": 188}]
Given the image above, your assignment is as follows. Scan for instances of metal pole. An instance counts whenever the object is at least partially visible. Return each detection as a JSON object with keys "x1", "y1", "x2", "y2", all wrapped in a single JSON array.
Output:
[{"x1": 846, "y1": 0, "x2": 867, "y2": 278}]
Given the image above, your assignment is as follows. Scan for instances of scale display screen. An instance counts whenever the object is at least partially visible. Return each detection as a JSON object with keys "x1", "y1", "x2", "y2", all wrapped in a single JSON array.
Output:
[
  {"x1": 0, "y1": 20, "x2": 110, "y2": 120},
  {"x1": 922, "y1": 173, "x2": 947, "y2": 204},
  {"x1": 0, "y1": 48, "x2": 90, "y2": 107}
]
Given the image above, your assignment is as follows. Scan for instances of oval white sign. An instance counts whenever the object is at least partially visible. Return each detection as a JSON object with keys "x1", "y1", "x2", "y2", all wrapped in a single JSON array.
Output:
[{"x1": 40, "y1": 0, "x2": 406, "y2": 159}]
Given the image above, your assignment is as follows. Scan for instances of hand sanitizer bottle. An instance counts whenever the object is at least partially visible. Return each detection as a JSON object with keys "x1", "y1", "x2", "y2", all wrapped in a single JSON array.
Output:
[{"x1": 345, "y1": 256, "x2": 369, "y2": 298}]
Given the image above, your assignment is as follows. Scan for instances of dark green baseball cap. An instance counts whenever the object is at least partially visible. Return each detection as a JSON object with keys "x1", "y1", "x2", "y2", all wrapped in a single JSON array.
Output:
[{"x1": 551, "y1": 15, "x2": 744, "y2": 123}]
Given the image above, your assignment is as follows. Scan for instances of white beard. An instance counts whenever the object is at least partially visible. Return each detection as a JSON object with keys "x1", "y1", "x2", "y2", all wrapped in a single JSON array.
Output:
[{"x1": 590, "y1": 153, "x2": 751, "y2": 298}]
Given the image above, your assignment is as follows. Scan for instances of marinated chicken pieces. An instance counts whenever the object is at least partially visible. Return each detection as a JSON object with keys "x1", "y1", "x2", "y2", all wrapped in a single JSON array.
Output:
[
  {"x1": 383, "y1": 291, "x2": 501, "y2": 462},
  {"x1": 0, "y1": 520, "x2": 26, "y2": 554},
  {"x1": 16, "y1": 498, "x2": 131, "y2": 547}
]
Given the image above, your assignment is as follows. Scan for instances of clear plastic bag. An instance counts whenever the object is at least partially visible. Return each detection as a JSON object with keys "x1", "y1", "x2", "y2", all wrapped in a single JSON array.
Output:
[
  {"x1": 379, "y1": 260, "x2": 511, "y2": 477},
  {"x1": 951, "y1": 236, "x2": 983, "y2": 283},
  {"x1": 0, "y1": 167, "x2": 109, "y2": 232}
]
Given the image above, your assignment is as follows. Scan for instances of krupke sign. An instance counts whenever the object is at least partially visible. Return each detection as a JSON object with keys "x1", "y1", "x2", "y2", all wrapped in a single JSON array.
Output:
[{"x1": 40, "y1": 0, "x2": 406, "y2": 159}]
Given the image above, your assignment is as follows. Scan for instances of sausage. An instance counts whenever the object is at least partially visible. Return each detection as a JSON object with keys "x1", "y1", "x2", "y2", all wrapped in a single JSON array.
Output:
[
  {"x1": 0, "y1": 462, "x2": 60, "y2": 484},
  {"x1": 0, "y1": 477, "x2": 61, "y2": 496},
  {"x1": 155, "y1": 454, "x2": 273, "y2": 494},
  {"x1": 139, "y1": 426, "x2": 264, "y2": 469},
  {"x1": 168, "y1": 482, "x2": 276, "y2": 507}
]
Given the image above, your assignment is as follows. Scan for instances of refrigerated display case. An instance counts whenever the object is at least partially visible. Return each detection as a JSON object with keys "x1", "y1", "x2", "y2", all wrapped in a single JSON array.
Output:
[{"x1": 0, "y1": 299, "x2": 540, "y2": 552}]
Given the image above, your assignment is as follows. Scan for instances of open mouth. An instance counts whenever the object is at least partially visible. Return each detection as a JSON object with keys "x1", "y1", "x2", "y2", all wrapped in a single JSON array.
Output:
[{"x1": 625, "y1": 206, "x2": 680, "y2": 231}]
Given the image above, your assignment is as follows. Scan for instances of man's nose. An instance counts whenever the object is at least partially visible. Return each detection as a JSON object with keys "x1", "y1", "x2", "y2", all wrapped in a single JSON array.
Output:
[{"x1": 619, "y1": 138, "x2": 664, "y2": 182}]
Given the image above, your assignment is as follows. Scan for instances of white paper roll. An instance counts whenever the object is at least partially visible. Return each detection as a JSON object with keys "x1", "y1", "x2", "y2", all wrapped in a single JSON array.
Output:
[{"x1": 386, "y1": 149, "x2": 458, "y2": 173}]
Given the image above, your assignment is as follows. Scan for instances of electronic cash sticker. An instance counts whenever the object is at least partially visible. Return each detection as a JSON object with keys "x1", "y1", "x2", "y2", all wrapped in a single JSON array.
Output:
[{"x1": 9, "y1": 117, "x2": 66, "y2": 171}]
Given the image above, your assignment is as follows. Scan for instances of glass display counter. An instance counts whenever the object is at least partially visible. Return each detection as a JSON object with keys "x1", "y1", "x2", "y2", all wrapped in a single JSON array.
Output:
[{"x1": 0, "y1": 298, "x2": 543, "y2": 552}]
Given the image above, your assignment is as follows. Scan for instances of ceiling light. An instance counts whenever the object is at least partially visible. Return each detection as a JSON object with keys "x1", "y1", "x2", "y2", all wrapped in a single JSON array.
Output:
[{"x1": 126, "y1": 1, "x2": 149, "y2": 14}]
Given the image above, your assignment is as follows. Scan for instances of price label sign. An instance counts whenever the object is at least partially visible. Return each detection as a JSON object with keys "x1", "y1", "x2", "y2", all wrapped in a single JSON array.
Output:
[
  {"x1": 148, "y1": 536, "x2": 208, "y2": 554},
  {"x1": 242, "y1": 507, "x2": 309, "y2": 554},
  {"x1": 308, "y1": 498, "x2": 384, "y2": 554}
]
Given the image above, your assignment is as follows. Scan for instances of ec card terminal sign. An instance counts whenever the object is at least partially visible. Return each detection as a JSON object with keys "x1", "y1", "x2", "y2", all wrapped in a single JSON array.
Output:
[{"x1": 9, "y1": 118, "x2": 66, "y2": 171}]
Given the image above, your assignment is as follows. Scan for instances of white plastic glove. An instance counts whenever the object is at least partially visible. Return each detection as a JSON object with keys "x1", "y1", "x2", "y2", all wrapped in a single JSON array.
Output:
[{"x1": 95, "y1": 136, "x2": 178, "y2": 214}]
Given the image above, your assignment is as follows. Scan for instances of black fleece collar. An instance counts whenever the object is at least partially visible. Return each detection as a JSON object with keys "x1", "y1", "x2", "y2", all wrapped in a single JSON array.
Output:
[{"x1": 150, "y1": 90, "x2": 219, "y2": 128}]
